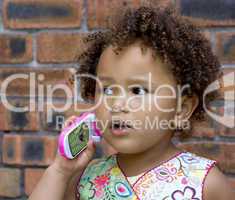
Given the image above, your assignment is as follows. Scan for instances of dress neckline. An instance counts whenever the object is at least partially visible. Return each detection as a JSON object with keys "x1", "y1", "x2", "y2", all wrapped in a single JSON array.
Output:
[{"x1": 113, "y1": 150, "x2": 185, "y2": 185}]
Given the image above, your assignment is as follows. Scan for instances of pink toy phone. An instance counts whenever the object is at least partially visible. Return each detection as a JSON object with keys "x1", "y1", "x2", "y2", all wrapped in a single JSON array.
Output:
[{"x1": 58, "y1": 112, "x2": 102, "y2": 159}]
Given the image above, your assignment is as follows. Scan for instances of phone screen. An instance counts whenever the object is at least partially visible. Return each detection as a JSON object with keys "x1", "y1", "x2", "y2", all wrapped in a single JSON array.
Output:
[{"x1": 68, "y1": 122, "x2": 89, "y2": 157}]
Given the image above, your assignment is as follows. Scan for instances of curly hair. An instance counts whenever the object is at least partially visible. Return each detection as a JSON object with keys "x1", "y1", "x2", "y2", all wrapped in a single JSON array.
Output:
[{"x1": 76, "y1": 5, "x2": 221, "y2": 122}]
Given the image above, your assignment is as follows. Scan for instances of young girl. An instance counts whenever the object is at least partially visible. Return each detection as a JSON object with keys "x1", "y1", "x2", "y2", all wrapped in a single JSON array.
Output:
[{"x1": 29, "y1": 5, "x2": 234, "y2": 200}]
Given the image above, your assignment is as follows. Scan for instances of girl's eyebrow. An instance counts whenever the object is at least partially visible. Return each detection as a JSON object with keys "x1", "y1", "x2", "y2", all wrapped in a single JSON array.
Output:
[
  {"x1": 99, "y1": 75, "x2": 151, "y2": 82},
  {"x1": 98, "y1": 76, "x2": 114, "y2": 81},
  {"x1": 98, "y1": 76, "x2": 158, "y2": 87},
  {"x1": 127, "y1": 79, "x2": 159, "y2": 88}
]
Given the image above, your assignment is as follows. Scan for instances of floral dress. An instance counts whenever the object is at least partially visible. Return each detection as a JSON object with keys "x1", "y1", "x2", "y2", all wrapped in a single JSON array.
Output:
[{"x1": 76, "y1": 151, "x2": 216, "y2": 200}]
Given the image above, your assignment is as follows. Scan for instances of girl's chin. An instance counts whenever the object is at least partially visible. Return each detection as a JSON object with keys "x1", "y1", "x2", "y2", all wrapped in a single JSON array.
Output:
[
  {"x1": 102, "y1": 132, "x2": 152, "y2": 154},
  {"x1": 106, "y1": 140, "x2": 147, "y2": 154}
]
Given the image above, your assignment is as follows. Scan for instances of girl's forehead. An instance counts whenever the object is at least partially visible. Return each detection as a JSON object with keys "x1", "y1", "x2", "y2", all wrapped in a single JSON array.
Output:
[
  {"x1": 97, "y1": 42, "x2": 176, "y2": 85},
  {"x1": 101, "y1": 41, "x2": 154, "y2": 61},
  {"x1": 98, "y1": 43, "x2": 156, "y2": 73}
]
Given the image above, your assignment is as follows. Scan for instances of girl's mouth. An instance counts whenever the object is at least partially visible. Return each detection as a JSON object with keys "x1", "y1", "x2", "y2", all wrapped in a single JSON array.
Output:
[{"x1": 109, "y1": 120, "x2": 133, "y2": 136}]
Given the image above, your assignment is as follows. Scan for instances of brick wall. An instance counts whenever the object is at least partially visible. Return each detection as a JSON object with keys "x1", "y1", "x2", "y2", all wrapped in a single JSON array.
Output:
[{"x1": 0, "y1": 0, "x2": 234, "y2": 199}]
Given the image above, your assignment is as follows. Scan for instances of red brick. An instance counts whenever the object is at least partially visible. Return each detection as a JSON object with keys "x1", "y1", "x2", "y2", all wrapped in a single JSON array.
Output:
[
  {"x1": 12, "y1": 100, "x2": 39, "y2": 131},
  {"x1": 176, "y1": 141, "x2": 235, "y2": 173},
  {"x1": 210, "y1": 119, "x2": 231, "y2": 137},
  {"x1": 0, "y1": 102, "x2": 9, "y2": 131},
  {"x1": 25, "y1": 168, "x2": 45, "y2": 195},
  {"x1": 0, "y1": 67, "x2": 75, "y2": 97},
  {"x1": 88, "y1": 0, "x2": 139, "y2": 28},
  {"x1": 3, "y1": 0, "x2": 83, "y2": 29},
  {"x1": 206, "y1": 100, "x2": 235, "y2": 136},
  {"x1": 176, "y1": 141, "x2": 223, "y2": 161},
  {"x1": 226, "y1": 127, "x2": 235, "y2": 137},
  {"x1": 0, "y1": 168, "x2": 21, "y2": 197},
  {"x1": 191, "y1": 120, "x2": 215, "y2": 138},
  {"x1": 0, "y1": 99, "x2": 39, "y2": 131},
  {"x1": 177, "y1": 0, "x2": 235, "y2": 27},
  {"x1": 223, "y1": 143, "x2": 235, "y2": 173},
  {"x1": 0, "y1": 136, "x2": 2, "y2": 163},
  {"x1": 212, "y1": 115, "x2": 235, "y2": 137},
  {"x1": 2, "y1": 134, "x2": 21, "y2": 164},
  {"x1": 2, "y1": 135, "x2": 57, "y2": 166},
  {"x1": 216, "y1": 33, "x2": 235, "y2": 64},
  {"x1": 206, "y1": 100, "x2": 230, "y2": 134},
  {"x1": 227, "y1": 176, "x2": 235, "y2": 191},
  {"x1": 37, "y1": 33, "x2": 86, "y2": 63},
  {"x1": 87, "y1": 0, "x2": 171, "y2": 29},
  {"x1": 0, "y1": 34, "x2": 33, "y2": 64}
]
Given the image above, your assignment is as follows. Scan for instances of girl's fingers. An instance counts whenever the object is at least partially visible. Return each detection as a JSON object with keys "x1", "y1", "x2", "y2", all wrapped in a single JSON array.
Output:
[
  {"x1": 86, "y1": 140, "x2": 96, "y2": 159},
  {"x1": 77, "y1": 140, "x2": 96, "y2": 166}
]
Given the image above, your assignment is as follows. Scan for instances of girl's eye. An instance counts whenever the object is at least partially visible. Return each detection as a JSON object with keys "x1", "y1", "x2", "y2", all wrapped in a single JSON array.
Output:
[
  {"x1": 103, "y1": 86, "x2": 148, "y2": 95},
  {"x1": 103, "y1": 87, "x2": 113, "y2": 95},
  {"x1": 131, "y1": 87, "x2": 148, "y2": 95}
]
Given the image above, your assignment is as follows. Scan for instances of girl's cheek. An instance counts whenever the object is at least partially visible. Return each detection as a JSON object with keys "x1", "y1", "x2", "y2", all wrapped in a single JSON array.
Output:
[
  {"x1": 154, "y1": 98, "x2": 177, "y2": 112},
  {"x1": 152, "y1": 89, "x2": 177, "y2": 113},
  {"x1": 152, "y1": 90, "x2": 177, "y2": 112},
  {"x1": 94, "y1": 92, "x2": 102, "y2": 105},
  {"x1": 126, "y1": 96, "x2": 149, "y2": 111}
]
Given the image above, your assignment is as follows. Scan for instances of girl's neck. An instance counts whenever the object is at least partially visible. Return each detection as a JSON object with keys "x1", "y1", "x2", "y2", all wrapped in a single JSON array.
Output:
[{"x1": 116, "y1": 136, "x2": 181, "y2": 177}]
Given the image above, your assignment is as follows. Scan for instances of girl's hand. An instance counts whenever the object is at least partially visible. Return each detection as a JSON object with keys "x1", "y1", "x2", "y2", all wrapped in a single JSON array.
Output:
[{"x1": 50, "y1": 115, "x2": 96, "y2": 179}]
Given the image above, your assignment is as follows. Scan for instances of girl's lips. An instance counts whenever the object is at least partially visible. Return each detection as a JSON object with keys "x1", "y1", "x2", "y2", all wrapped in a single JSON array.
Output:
[
  {"x1": 109, "y1": 127, "x2": 132, "y2": 136},
  {"x1": 108, "y1": 119, "x2": 134, "y2": 136}
]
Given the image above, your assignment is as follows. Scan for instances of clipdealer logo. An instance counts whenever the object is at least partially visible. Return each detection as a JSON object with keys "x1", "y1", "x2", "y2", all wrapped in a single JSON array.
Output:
[
  {"x1": 203, "y1": 72, "x2": 235, "y2": 128},
  {"x1": 0, "y1": 71, "x2": 234, "y2": 129}
]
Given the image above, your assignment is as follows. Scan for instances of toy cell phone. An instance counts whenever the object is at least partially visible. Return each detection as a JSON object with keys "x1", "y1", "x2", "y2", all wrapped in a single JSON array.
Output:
[{"x1": 58, "y1": 112, "x2": 102, "y2": 159}]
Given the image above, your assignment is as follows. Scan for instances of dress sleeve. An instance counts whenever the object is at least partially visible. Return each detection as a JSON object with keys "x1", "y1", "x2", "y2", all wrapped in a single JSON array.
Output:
[{"x1": 201, "y1": 159, "x2": 217, "y2": 200}]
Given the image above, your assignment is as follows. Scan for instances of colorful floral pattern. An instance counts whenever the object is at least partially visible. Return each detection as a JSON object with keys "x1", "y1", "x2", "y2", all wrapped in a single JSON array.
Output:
[
  {"x1": 94, "y1": 174, "x2": 110, "y2": 188},
  {"x1": 154, "y1": 164, "x2": 178, "y2": 183},
  {"x1": 77, "y1": 152, "x2": 216, "y2": 200},
  {"x1": 115, "y1": 182, "x2": 132, "y2": 197},
  {"x1": 172, "y1": 186, "x2": 200, "y2": 200}
]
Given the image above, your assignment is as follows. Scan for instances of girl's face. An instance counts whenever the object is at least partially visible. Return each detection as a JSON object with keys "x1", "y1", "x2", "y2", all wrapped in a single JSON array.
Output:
[{"x1": 94, "y1": 41, "x2": 178, "y2": 154}]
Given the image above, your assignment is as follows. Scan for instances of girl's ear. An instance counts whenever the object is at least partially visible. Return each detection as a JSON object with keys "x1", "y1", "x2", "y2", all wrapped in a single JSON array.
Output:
[{"x1": 174, "y1": 94, "x2": 199, "y2": 125}]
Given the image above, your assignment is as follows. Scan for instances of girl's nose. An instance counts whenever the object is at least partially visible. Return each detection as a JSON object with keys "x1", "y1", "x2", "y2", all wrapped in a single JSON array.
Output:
[{"x1": 110, "y1": 97, "x2": 129, "y2": 113}]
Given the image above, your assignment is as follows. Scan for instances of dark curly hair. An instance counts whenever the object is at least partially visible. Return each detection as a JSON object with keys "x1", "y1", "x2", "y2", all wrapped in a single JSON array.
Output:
[{"x1": 76, "y1": 5, "x2": 221, "y2": 122}]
